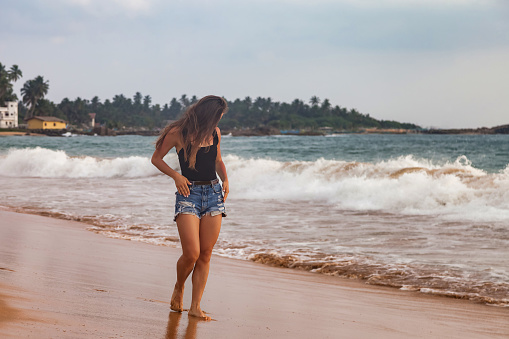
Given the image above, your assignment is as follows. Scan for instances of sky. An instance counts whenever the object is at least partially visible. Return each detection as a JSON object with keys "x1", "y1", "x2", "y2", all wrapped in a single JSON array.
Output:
[{"x1": 1, "y1": 0, "x2": 508, "y2": 128}]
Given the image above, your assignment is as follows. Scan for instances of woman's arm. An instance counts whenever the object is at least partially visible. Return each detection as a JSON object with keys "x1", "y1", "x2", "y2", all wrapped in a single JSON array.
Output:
[
  {"x1": 151, "y1": 129, "x2": 192, "y2": 196},
  {"x1": 215, "y1": 127, "x2": 229, "y2": 202}
]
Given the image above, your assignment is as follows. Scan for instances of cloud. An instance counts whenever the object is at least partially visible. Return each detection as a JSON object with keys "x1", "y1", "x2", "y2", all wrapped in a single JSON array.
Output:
[
  {"x1": 112, "y1": 0, "x2": 152, "y2": 12},
  {"x1": 274, "y1": 0, "x2": 490, "y2": 6},
  {"x1": 59, "y1": 0, "x2": 156, "y2": 15}
]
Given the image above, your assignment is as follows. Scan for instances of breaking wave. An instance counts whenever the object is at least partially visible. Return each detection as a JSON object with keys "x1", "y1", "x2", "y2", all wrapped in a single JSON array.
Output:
[
  {"x1": 0, "y1": 147, "x2": 169, "y2": 178},
  {"x1": 225, "y1": 154, "x2": 509, "y2": 221},
  {"x1": 1, "y1": 147, "x2": 508, "y2": 220}
]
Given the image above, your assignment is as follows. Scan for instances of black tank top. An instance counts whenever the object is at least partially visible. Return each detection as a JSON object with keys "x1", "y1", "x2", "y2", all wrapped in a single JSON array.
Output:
[{"x1": 177, "y1": 130, "x2": 218, "y2": 181}]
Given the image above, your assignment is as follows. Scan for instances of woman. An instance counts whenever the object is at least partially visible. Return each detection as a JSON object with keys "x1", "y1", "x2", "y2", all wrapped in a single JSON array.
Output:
[{"x1": 151, "y1": 95, "x2": 229, "y2": 320}]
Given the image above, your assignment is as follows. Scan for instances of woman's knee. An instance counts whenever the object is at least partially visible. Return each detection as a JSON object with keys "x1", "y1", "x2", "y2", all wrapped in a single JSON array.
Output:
[
  {"x1": 182, "y1": 248, "x2": 200, "y2": 263},
  {"x1": 198, "y1": 248, "x2": 213, "y2": 263}
]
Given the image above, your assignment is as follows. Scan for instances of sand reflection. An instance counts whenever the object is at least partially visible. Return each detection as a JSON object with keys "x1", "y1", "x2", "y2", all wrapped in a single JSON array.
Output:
[{"x1": 165, "y1": 311, "x2": 201, "y2": 339}]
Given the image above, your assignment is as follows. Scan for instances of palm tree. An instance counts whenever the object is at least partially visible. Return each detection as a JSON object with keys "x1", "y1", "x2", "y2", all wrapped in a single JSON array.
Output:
[
  {"x1": 309, "y1": 96, "x2": 320, "y2": 106},
  {"x1": 8, "y1": 65, "x2": 22, "y2": 82},
  {"x1": 133, "y1": 92, "x2": 142, "y2": 106},
  {"x1": 179, "y1": 94, "x2": 190, "y2": 108},
  {"x1": 21, "y1": 81, "x2": 36, "y2": 117},
  {"x1": 21, "y1": 76, "x2": 49, "y2": 119},
  {"x1": 73, "y1": 97, "x2": 87, "y2": 124},
  {"x1": 33, "y1": 76, "x2": 49, "y2": 97},
  {"x1": 321, "y1": 98, "x2": 331, "y2": 111},
  {"x1": 91, "y1": 96, "x2": 100, "y2": 108},
  {"x1": 168, "y1": 97, "x2": 182, "y2": 119},
  {"x1": 143, "y1": 95, "x2": 152, "y2": 109},
  {"x1": 0, "y1": 63, "x2": 22, "y2": 104},
  {"x1": 59, "y1": 98, "x2": 73, "y2": 122},
  {"x1": 0, "y1": 63, "x2": 9, "y2": 101}
]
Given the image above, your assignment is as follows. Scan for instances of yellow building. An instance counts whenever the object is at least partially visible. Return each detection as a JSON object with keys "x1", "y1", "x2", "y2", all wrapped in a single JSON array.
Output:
[{"x1": 26, "y1": 116, "x2": 67, "y2": 130}]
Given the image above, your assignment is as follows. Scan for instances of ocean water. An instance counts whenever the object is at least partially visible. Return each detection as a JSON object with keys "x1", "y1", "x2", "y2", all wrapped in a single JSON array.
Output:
[{"x1": 0, "y1": 134, "x2": 508, "y2": 306}]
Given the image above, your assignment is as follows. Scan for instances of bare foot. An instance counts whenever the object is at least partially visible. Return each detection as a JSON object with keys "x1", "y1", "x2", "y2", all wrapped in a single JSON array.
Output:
[
  {"x1": 170, "y1": 283, "x2": 184, "y2": 312},
  {"x1": 188, "y1": 306, "x2": 211, "y2": 321}
]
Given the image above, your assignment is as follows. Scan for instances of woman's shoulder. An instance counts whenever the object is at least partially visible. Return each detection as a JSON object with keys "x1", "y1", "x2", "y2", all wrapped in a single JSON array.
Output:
[
  {"x1": 168, "y1": 126, "x2": 182, "y2": 136},
  {"x1": 162, "y1": 126, "x2": 183, "y2": 146},
  {"x1": 164, "y1": 126, "x2": 181, "y2": 138}
]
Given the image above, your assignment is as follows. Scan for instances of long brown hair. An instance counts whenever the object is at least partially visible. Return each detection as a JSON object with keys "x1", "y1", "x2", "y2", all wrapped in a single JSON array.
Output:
[{"x1": 155, "y1": 95, "x2": 228, "y2": 170}]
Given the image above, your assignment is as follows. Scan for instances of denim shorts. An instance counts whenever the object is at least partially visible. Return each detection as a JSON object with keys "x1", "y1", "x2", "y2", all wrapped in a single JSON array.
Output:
[{"x1": 174, "y1": 182, "x2": 227, "y2": 222}]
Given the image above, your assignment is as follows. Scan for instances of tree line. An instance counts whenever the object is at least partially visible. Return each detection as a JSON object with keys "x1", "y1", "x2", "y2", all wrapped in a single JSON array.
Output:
[{"x1": 1, "y1": 62, "x2": 420, "y2": 131}]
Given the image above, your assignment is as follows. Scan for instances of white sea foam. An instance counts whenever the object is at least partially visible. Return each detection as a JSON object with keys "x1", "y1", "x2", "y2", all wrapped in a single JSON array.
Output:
[
  {"x1": 223, "y1": 154, "x2": 509, "y2": 220},
  {"x1": 1, "y1": 147, "x2": 508, "y2": 220},
  {"x1": 324, "y1": 134, "x2": 346, "y2": 137},
  {"x1": 0, "y1": 147, "x2": 178, "y2": 178}
]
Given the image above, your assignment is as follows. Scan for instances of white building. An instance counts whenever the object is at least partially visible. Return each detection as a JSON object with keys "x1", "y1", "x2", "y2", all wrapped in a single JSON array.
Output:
[
  {"x1": 0, "y1": 101, "x2": 18, "y2": 128},
  {"x1": 89, "y1": 113, "x2": 96, "y2": 128}
]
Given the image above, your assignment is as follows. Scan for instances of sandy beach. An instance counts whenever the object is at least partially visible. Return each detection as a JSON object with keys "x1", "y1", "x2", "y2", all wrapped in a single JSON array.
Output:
[
  {"x1": 0, "y1": 132, "x2": 46, "y2": 136},
  {"x1": 0, "y1": 132, "x2": 27, "y2": 136},
  {"x1": 0, "y1": 210, "x2": 508, "y2": 338}
]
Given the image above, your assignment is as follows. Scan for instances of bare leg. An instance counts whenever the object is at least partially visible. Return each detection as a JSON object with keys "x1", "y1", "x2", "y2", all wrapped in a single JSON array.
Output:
[
  {"x1": 189, "y1": 214, "x2": 222, "y2": 320},
  {"x1": 172, "y1": 214, "x2": 201, "y2": 312}
]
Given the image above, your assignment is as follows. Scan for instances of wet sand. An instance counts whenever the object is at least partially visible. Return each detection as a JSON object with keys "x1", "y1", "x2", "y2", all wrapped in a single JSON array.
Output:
[
  {"x1": 0, "y1": 210, "x2": 508, "y2": 338},
  {"x1": 0, "y1": 132, "x2": 26, "y2": 136}
]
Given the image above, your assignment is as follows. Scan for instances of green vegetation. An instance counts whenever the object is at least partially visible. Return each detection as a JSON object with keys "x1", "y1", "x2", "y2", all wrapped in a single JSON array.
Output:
[
  {"x1": 219, "y1": 96, "x2": 419, "y2": 131},
  {"x1": 21, "y1": 75, "x2": 50, "y2": 119},
  {"x1": 15, "y1": 94, "x2": 420, "y2": 132},
  {"x1": 0, "y1": 63, "x2": 23, "y2": 104},
  {"x1": 3, "y1": 61, "x2": 420, "y2": 131},
  {"x1": 1, "y1": 63, "x2": 50, "y2": 120}
]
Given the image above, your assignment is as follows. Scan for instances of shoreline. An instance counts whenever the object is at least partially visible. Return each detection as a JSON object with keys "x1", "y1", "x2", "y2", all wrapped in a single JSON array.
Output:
[
  {"x1": 0, "y1": 209, "x2": 508, "y2": 338},
  {"x1": 8, "y1": 205, "x2": 509, "y2": 307},
  {"x1": 0, "y1": 131, "x2": 46, "y2": 136},
  {"x1": 2, "y1": 124, "x2": 509, "y2": 138}
]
